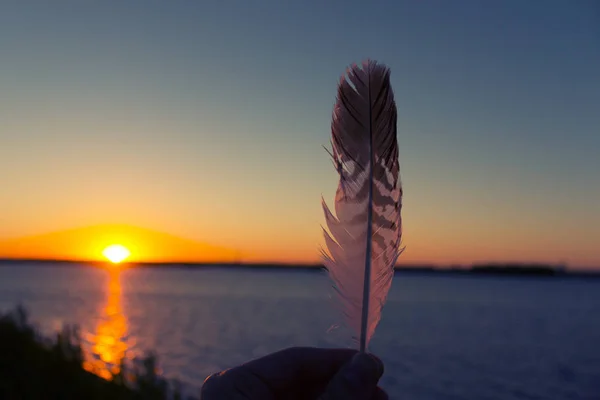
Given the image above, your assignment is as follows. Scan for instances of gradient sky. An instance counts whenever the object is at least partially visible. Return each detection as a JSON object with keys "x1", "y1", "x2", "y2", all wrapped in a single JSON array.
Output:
[{"x1": 1, "y1": 1, "x2": 599, "y2": 268}]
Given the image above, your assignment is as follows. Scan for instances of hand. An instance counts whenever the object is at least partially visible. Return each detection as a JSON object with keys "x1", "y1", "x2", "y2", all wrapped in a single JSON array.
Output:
[{"x1": 200, "y1": 347, "x2": 387, "y2": 399}]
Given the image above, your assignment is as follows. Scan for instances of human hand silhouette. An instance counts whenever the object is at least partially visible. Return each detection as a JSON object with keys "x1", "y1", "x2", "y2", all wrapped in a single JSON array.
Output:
[{"x1": 200, "y1": 347, "x2": 387, "y2": 399}]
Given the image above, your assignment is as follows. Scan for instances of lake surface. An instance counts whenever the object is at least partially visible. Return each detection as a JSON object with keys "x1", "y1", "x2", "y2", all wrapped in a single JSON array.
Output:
[{"x1": 0, "y1": 263, "x2": 599, "y2": 399}]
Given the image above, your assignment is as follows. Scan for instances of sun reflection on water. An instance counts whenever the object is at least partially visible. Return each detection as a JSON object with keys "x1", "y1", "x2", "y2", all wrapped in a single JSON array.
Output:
[{"x1": 83, "y1": 269, "x2": 132, "y2": 380}]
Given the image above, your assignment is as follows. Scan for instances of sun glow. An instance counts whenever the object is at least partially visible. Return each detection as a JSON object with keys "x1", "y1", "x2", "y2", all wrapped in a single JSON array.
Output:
[{"x1": 102, "y1": 244, "x2": 131, "y2": 264}]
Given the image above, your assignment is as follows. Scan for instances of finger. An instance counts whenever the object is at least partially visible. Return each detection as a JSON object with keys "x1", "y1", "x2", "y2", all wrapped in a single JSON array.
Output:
[
  {"x1": 240, "y1": 347, "x2": 359, "y2": 394},
  {"x1": 318, "y1": 352, "x2": 384, "y2": 400},
  {"x1": 374, "y1": 386, "x2": 389, "y2": 400}
]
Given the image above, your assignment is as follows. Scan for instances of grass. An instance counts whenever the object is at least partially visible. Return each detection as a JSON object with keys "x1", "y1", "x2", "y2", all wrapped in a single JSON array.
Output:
[{"x1": 0, "y1": 306, "x2": 192, "y2": 400}]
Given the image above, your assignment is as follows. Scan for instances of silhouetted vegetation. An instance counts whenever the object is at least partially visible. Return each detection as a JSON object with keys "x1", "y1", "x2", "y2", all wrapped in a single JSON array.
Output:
[
  {"x1": 1, "y1": 259, "x2": 599, "y2": 278},
  {"x1": 0, "y1": 306, "x2": 191, "y2": 400},
  {"x1": 470, "y1": 263, "x2": 564, "y2": 276}
]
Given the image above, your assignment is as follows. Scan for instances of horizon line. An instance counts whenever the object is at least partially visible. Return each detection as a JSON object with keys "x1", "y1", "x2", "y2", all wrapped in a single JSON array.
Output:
[{"x1": 1, "y1": 257, "x2": 598, "y2": 274}]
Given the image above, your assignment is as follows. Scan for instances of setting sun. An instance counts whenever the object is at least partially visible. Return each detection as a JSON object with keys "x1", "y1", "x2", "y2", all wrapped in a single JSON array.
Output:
[{"x1": 102, "y1": 244, "x2": 131, "y2": 264}]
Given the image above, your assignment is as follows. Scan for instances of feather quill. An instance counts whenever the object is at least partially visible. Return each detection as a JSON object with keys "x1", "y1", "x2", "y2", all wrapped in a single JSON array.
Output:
[{"x1": 321, "y1": 60, "x2": 403, "y2": 352}]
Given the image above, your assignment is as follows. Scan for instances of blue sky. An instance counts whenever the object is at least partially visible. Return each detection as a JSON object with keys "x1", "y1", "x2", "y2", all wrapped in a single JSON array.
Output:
[{"x1": 1, "y1": 1, "x2": 599, "y2": 267}]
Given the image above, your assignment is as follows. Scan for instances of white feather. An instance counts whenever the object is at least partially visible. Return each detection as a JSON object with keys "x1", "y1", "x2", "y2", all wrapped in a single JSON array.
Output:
[{"x1": 321, "y1": 60, "x2": 403, "y2": 352}]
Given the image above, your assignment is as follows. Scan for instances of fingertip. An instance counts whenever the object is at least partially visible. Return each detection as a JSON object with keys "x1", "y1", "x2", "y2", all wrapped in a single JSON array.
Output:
[
  {"x1": 200, "y1": 371, "x2": 223, "y2": 398},
  {"x1": 349, "y1": 352, "x2": 384, "y2": 381},
  {"x1": 319, "y1": 352, "x2": 385, "y2": 399},
  {"x1": 367, "y1": 353, "x2": 384, "y2": 378},
  {"x1": 374, "y1": 386, "x2": 389, "y2": 400}
]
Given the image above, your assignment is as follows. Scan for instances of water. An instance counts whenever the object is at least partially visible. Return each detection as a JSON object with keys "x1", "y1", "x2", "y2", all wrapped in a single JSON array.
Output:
[{"x1": 0, "y1": 263, "x2": 599, "y2": 399}]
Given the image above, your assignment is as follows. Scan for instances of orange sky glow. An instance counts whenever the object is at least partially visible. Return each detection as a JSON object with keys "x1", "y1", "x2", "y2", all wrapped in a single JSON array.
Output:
[
  {"x1": 0, "y1": 221, "x2": 596, "y2": 269},
  {"x1": 0, "y1": 225, "x2": 239, "y2": 264}
]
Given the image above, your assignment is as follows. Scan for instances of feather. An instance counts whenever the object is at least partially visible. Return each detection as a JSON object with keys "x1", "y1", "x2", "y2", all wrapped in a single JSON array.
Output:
[{"x1": 321, "y1": 59, "x2": 403, "y2": 352}]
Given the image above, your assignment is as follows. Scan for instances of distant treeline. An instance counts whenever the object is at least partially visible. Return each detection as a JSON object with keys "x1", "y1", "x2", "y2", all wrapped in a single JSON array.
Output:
[
  {"x1": 469, "y1": 263, "x2": 563, "y2": 276},
  {"x1": 0, "y1": 258, "x2": 598, "y2": 277},
  {"x1": 395, "y1": 263, "x2": 600, "y2": 278}
]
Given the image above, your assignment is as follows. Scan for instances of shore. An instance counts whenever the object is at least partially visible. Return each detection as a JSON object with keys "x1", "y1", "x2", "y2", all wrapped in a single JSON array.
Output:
[{"x1": 1, "y1": 258, "x2": 598, "y2": 278}]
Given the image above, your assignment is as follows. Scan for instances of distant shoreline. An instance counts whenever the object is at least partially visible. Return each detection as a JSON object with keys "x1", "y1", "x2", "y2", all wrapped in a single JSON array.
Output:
[{"x1": 1, "y1": 258, "x2": 598, "y2": 278}]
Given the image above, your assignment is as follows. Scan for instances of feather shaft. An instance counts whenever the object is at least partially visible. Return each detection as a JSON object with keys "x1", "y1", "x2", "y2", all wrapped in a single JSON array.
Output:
[{"x1": 359, "y1": 69, "x2": 374, "y2": 353}]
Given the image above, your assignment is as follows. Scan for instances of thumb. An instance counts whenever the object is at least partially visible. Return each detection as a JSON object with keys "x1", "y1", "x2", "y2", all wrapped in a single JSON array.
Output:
[{"x1": 318, "y1": 352, "x2": 384, "y2": 400}]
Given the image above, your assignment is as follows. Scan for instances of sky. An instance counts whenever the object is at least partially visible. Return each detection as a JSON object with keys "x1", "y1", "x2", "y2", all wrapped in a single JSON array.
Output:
[{"x1": 0, "y1": 1, "x2": 599, "y2": 268}]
